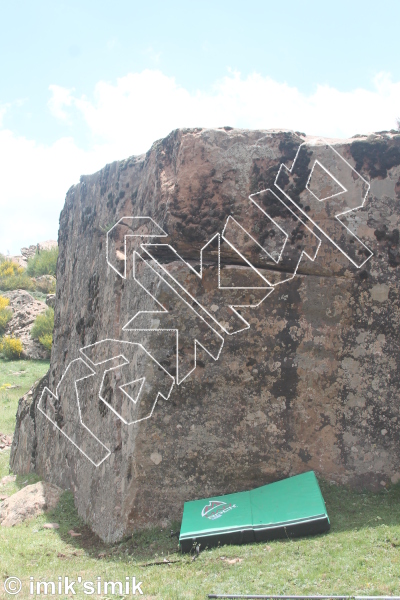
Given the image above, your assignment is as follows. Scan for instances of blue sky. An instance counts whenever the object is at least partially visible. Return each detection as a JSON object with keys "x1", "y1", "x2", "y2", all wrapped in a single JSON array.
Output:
[{"x1": 1, "y1": 0, "x2": 400, "y2": 254}]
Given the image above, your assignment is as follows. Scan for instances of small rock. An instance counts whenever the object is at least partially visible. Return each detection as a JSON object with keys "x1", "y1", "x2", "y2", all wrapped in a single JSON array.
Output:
[
  {"x1": 0, "y1": 434, "x2": 13, "y2": 450},
  {"x1": 0, "y1": 482, "x2": 63, "y2": 527},
  {"x1": 391, "y1": 473, "x2": 400, "y2": 484},
  {"x1": 68, "y1": 530, "x2": 82, "y2": 537},
  {"x1": 1, "y1": 475, "x2": 16, "y2": 485},
  {"x1": 43, "y1": 523, "x2": 60, "y2": 529},
  {"x1": 220, "y1": 557, "x2": 243, "y2": 564}
]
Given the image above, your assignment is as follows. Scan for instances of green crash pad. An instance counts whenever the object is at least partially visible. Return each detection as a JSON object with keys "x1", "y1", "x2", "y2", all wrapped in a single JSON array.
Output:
[{"x1": 179, "y1": 471, "x2": 330, "y2": 552}]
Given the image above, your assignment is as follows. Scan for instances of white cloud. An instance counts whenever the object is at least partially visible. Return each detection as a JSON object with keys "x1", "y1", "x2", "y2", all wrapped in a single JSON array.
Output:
[
  {"x1": 54, "y1": 69, "x2": 400, "y2": 151},
  {"x1": 48, "y1": 84, "x2": 75, "y2": 121},
  {"x1": 1, "y1": 69, "x2": 400, "y2": 255},
  {"x1": 0, "y1": 131, "x2": 112, "y2": 255}
]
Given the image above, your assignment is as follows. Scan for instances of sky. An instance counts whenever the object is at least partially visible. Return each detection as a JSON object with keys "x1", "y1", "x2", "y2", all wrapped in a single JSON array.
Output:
[{"x1": 1, "y1": 0, "x2": 400, "y2": 255}]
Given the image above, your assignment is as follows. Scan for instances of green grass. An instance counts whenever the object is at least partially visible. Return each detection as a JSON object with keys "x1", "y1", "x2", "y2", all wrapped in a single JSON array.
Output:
[
  {"x1": 29, "y1": 291, "x2": 48, "y2": 302},
  {"x1": 0, "y1": 358, "x2": 49, "y2": 436},
  {"x1": 0, "y1": 358, "x2": 400, "y2": 598}
]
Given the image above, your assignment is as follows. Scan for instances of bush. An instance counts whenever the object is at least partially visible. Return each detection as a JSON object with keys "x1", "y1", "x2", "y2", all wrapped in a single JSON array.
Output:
[
  {"x1": 0, "y1": 272, "x2": 34, "y2": 291},
  {"x1": 0, "y1": 295, "x2": 12, "y2": 333},
  {"x1": 0, "y1": 336, "x2": 23, "y2": 359},
  {"x1": 0, "y1": 259, "x2": 34, "y2": 291},
  {"x1": 0, "y1": 308, "x2": 12, "y2": 333},
  {"x1": 27, "y1": 247, "x2": 58, "y2": 277},
  {"x1": 0, "y1": 311, "x2": 12, "y2": 332},
  {"x1": 31, "y1": 307, "x2": 54, "y2": 352},
  {"x1": 0, "y1": 260, "x2": 23, "y2": 278},
  {"x1": 37, "y1": 332, "x2": 52, "y2": 351},
  {"x1": 0, "y1": 295, "x2": 10, "y2": 310}
]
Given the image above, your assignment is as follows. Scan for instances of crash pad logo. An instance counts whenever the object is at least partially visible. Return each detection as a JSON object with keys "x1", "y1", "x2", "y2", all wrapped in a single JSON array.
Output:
[{"x1": 201, "y1": 500, "x2": 237, "y2": 520}]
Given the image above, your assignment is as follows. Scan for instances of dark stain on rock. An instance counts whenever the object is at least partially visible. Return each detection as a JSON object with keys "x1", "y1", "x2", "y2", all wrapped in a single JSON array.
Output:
[
  {"x1": 271, "y1": 279, "x2": 302, "y2": 451},
  {"x1": 374, "y1": 225, "x2": 400, "y2": 267},
  {"x1": 298, "y1": 448, "x2": 312, "y2": 463},
  {"x1": 350, "y1": 137, "x2": 400, "y2": 179}
]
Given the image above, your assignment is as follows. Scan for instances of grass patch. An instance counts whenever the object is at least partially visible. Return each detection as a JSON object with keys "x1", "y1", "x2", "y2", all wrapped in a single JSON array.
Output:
[
  {"x1": 29, "y1": 291, "x2": 48, "y2": 302},
  {"x1": 0, "y1": 471, "x2": 399, "y2": 598},
  {"x1": 0, "y1": 357, "x2": 399, "y2": 597},
  {"x1": 0, "y1": 358, "x2": 49, "y2": 436}
]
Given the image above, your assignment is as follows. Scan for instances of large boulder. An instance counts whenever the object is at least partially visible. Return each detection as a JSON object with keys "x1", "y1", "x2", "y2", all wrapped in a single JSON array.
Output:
[{"x1": 10, "y1": 128, "x2": 400, "y2": 542}]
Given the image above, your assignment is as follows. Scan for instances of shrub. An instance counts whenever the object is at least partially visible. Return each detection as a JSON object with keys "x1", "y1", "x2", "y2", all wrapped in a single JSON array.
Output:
[
  {"x1": 0, "y1": 260, "x2": 34, "y2": 291},
  {"x1": 31, "y1": 307, "x2": 54, "y2": 352},
  {"x1": 0, "y1": 308, "x2": 12, "y2": 333},
  {"x1": 0, "y1": 295, "x2": 10, "y2": 310},
  {"x1": 0, "y1": 336, "x2": 23, "y2": 359},
  {"x1": 37, "y1": 332, "x2": 52, "y2": 351},
  {"x1": 0, "y1": 295, "x2": 12, "y2": 333},
  {"x1": 0, "y1": 260, "x2": 23, "y2": 278},
  {"x1": 0, "y1": 271, "x2": 34, "y2": 291},
  {"x1": 27, "y1": 247, "x2": 58, "y2": 277}
]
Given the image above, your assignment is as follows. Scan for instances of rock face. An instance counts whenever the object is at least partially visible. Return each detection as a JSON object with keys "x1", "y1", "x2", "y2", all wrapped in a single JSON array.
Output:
[
  {"x1": 10, "y1": 128, "x2": 400, "y2": 543},
  {"x1": 2, "y1": 290, "x2": 49, "y2": 359},
  {"x1": 0, "y1": 481, "x2": 62, "y2": 527}
]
